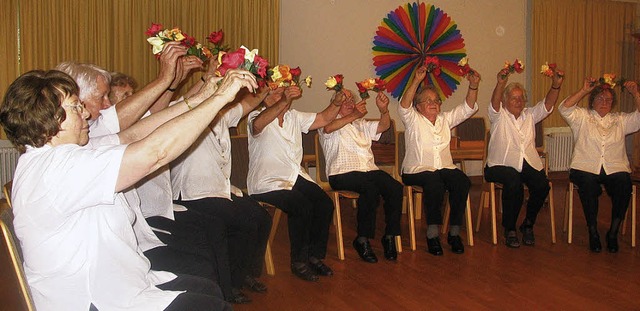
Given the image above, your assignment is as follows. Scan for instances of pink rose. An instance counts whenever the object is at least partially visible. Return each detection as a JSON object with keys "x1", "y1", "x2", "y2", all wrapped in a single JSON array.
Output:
[
  {"x1": 218, "y1": 48, "x2": 246, "y2": 76},
  {"x1": 290, "y1": 67, "x2": 302, "y2": 78},
  {"x1": 253, "y1": 55, "x2": 269, "y2": 78},
  {"x1": 145, "y1": 23, "x2": 163, "y2": 36}
]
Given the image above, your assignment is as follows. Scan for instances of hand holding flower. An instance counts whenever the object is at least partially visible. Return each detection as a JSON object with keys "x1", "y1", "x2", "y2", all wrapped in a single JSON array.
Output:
[
  {"x1": 213, "y1": 69, "x2": 258, "y2": 103},
  {"x1": 284, "y1": 85, "x2": 302, "y2": 103},
  {"x1": 157, "y1": 42, "x2": 188, "y2": 84},
  {"x1": 424, "y1": 56, "x2": 441, "y2": 76},
  {"x1": 500, "y1": 59, "x2": 524, "y2": 79},
  {"x1": 466, "y1": 68, "x2": 481, "y2": 88},
  {"x1": 581, "y1": 77, "x2": 597, "y2": 94},
  {"x1": 325, "y1": 74, "x2": 344, "y2": 92},
  {"x1": 414, "y1": 65, "x2": 428, "y2": 84},
  {"x1": 375, "y1": 91, "x2": 390, "y2": 112},
  {"x1": 624, "y1": 81, "x2": 640, "y2": 97},
  {"x1": 331, "y1": 90, "x2": 347, "y2": 106}
]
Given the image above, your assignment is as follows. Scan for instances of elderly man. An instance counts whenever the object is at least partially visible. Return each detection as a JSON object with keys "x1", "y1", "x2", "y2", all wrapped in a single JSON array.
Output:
[
  {"x1": 485, "y1": 66, "x2": 563, "y2": 248},
  {"x1": 109, "y1": 72, "x2": 138, "y2": 105},
  {"x1": 318, "y1": 89, "x2": 402, "y2": 263},
  {"x1": 398, "y1": 65, "x2": 480, "y2": 256},
  {"x1": 247, "y1": 84, "x2": 342, "y2": 282}
]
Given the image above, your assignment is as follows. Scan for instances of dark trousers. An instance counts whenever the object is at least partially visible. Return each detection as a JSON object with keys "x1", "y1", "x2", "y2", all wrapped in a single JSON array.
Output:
[
  {"x1": 403, "y1": 168, "x2": 470, "y2": 227},
  {"x1": 159, "y1": 274, "x2": 231, "y2": 311},
  {"x1": 147, "y1": 209, "x2": 234, "y2": 300},
  {"x1": 251, "y1": 175, "x2": 334, "y2": 264},
  {"x1": 176, "y1": 194, "x2": 271, "y2": 289},
  {"x1": 484, "y1": 161, "x2": 550, "y2": 231},
  {"x1": 329, "y1": 170, "x2": 402, "y2": 238},
  {"x1": 569, "y1": 168, "x2": 631, "y2": 226}
]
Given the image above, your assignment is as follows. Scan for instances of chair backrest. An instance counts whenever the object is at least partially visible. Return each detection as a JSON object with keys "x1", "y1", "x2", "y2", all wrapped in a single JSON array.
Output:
[
  {"x1": 314, "y1": 133, "x2": 330, "y2": 187},
  {"x1": 455, "y1": 117, "x2": 486, "y2": 141},
  {"x1": 0, "y1": 206, "x2": 35, "y2": 311},
  {"x1": 395, "y1": 131, "x2": 406, "y2": 181},
  {"x1": 3, "y1": 180, "x2": 12, "y2": 208},
  {"x1": 229, "y1": 135, "x2": 250, "y2": 192}
]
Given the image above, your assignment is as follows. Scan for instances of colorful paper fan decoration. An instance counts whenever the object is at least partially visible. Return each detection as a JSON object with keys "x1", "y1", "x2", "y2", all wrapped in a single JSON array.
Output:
[{"x1": 372, "y1": 2, "x2": 467, "y2": 100}]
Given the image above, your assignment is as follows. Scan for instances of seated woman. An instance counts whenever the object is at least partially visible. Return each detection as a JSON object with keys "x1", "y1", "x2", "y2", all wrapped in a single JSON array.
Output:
[
  {"x1": 398, "y1": 65, "x2": 480, "y2": 256},
  {"x1": 0, "y1": 67, "x2": 256, "y2": 310},
  {"x1": 486, "y1": 66, "x2": 563, "y2": 248},
  {"x1": 560, "y1": 79, "x2": 640, "y2": 253}
]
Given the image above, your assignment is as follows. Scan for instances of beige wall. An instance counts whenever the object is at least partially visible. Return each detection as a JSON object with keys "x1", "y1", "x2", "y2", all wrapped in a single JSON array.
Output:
[{"x1": 280, "y1": 0, "x2": 528, "y2": 127}]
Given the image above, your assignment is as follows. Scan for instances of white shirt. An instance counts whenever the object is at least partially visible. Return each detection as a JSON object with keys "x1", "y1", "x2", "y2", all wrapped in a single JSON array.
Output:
[
  {"x1": 398, "y1": 101, "x2": 478, "y2": 174},
  {"x1": 12, "y1": 136, "x2": 178, "y2": 311},
  {"x1": 487, "y1": 100, "x2": 551, "y2": 172},
  {"x1": 88, "y1": 105, "x2": 120, "y2": 138},
  {"x1": 318, "y1": 117, "x2": 381, "y2": 177},
  {"x1": 171, "y1": 104, "x2": 244, "y2": 200},
  {"x1": 247, "y1": 108, "x2": 316, "y2": 195},
  {"x1": 559, "y1": 103, "x2": 640, "y2": 174}
]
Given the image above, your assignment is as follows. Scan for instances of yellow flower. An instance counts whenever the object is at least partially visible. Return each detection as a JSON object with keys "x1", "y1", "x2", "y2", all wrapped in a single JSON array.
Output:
[
  {"x1": 458, "y1": 57, "x2": 468, "y2": 67},
  {"x1": 540, "y1": 63, "x2": 549, "y2": 73},
  {"x1": 516, "y1": 59, "x2": 525, "y2": 70},
  {"x1": 325, "y1": 76, "x2": 337, "y2": 88},
  {"x1": 603, "y1": 73, "x2": 616, "y2": 88},
  {"x1": 278, "y1": 65, "x2": 292, "y2": 82},
  {"x1": 270, "y1": 65, "x2": 283, "y2": 82},
  {"x1": 503, "y1": 61, "x2": 511, "y2": 69},
  {"x1": 304, "y1": 76, "x2": 312, "y2": 87},
  {"x1": 168, "y1": 28, "x2": 185, "y2": 41},
  {"x1": 241, "y1": 45, "x2": 259, "y2": 62},
  {"x1": 147, "y1": 37, "x2": 166, "y2": 55}
]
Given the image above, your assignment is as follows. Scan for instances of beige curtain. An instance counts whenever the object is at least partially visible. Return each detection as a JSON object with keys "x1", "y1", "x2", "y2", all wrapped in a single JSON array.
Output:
[
  {"x1": 0, "y1": 0, "x2": 19, "y2": 138},
  {"x1": 532, "y1": 0, "x2": 636, "y2": 128}
]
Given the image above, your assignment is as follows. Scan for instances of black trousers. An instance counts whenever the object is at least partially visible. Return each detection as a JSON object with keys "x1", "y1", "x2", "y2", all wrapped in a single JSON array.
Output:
[
  {"x1": 251, "y1": 175, "x2": 334, "y2": 264},
  {"x1": 403, "y1": 168, "x2": 470, "y2": 227},
  {"x1": 147, "y1": 209, "x2": 233, "y2": 300},
  {"x1": 569, "y1": 168, "x2": 631, "y2": 226},
  {"x1": 329, "y1": 170, "x2": 402, "y2": 238},
  {"x1": 484, "y1": 161, "x2": 550, "y2": 231},
  {"x1": 176, "y1": 193, "x2": 271, "y2": 289},
  {"x1": 159, "y1": 274, "x2": 231, "y2": 311}
]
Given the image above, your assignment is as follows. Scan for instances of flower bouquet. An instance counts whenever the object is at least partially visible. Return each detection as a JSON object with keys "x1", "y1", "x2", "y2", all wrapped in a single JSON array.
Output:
[
  {"x1": 206, "y1": 29, "x2": 229, "y2": 57},
  {"x1": 145, "y1": 23, "x2": 212, "y2": 62},
  {"x1": 325, "y1": 74, "x2": 344, "y2": 92},
  {"x1": 540, "y1": 62, "x2": 564, "y2": 78},
  {"x1": 457, "y1": 57, "x2": 475, "y2": 76},
  {"x1": 500, "y1": 59, "x2": 524, "y2": 79},
  {"x1": 267, "y1": 65, "x2": 312, "y2": 89},
  {"x1": 591, "y1": 73, "x2": 626, "y2": 90},
  {"x1": 424, "y1": 56, "x2": 441, "y2": 76},
  {"x1": 215, "y1": 46, "x2": 270, "y2": 86},
  {"x1": 355, "y1": 78, "x2": 386, "y2": 99}
]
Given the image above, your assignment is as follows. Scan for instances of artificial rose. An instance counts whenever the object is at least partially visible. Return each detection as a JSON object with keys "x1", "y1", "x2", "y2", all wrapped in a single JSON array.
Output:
[
  {"x1": 168, "y1": 28, "x2": 185, "y2": 41},
  {"x1": 241, "y1": 45, "x2": 258, "y2": 62},
  {"x1": 147, "y1": 37, "x2": 166, "y2": 55},
  {"x1": 253, "y1": 55, "x2": 269, "y2": 78},
  {"x1": 208, "y1": 29, "x2": 224, "y2": 45},
  {"x1": 278, "y1": 65, "x2": 292, "y2": 82},
  {"x1": 145, "y1": 23, "x2": 163, "y2": 37},
  {"x1": 270, "y1": 65, "x2": 283, "y2": 82},
  {"x1": 325, "y1": 77, "x2": 338, "y2": 89},
  {"x1": 290, "y1": 67, "x2": 302, "y2": 79},
  {"x1": 217, "y1": 48, "x2": 246, "y2": 76},
  {"x1": 182, "y1": 34, "x2": 196, "y2": 48},
  {"x1": 202, "y1": 47, "x2": 213, "y2": 60},
  {"x1": 603, "y1": 73, "x2": 616, "y2": 88},
  {"x1": 457, "y1": 57, "x2": 468, "y2": 67},
  {"x1": 335, "y1": 74, "x2": 344, "y2": 84},
  {"x1": 373, "y1": 78, "x2": 386, "y2": 91},
  {"x1": 356, "y1": 81, "x2": 370, "y2": 99},
  {"x1": 513, "y1": 59, "x2": 524, "y2": 73}
]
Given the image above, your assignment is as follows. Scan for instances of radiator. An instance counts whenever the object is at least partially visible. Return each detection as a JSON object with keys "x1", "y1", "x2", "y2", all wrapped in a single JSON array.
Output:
[
  {"x1": 0, "y1": 140, "x2": 19, "y2": 199},
  {"x1": 546, "y1": 133, "x2": 573, "y2": 172}
]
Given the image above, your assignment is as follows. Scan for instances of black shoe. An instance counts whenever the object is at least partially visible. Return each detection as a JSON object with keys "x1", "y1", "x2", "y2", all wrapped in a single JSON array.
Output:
[
  {"x1": 290, "y1": 263, "x2": 319, "y2": 282},
  {"x1": 505, "y1": 231, "x2": 520, "y2": 248},
  {"x1": 606, "y1": 231, "x2": 619, "y2": 253},
  {"x1": 447, "y1": 234, "x2": 464, "y2": 254},
  {"x1": 309, "y1": 260, "x2": 334, "y2": 276},
  {"x1": 353, "y1": 239, "x2": 378, "y2": 263},
  {"x1": 227, "y1": 288, "x2": 252, "y2": 304},
  {"x1": 589, "y1": 231, "x2": 602, "y2": 253},
  {"x1": 426, "y1": 236, "x2": 444, "y2": 256},
  {"x1": 243, "y1": 276, "x2": 267, "y2": 293},
  {"x1": 519, "y1": 223, "x2": 535, "y2": 246},
  {"x1": 381, "y1": 236, "x2": 398, "y2": 261}
]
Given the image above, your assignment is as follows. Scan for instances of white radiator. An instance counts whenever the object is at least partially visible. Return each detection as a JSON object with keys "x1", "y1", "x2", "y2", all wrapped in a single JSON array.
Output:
[
  {"x1": 0, "y1": 140, "x2": 19, "y2": 199},
  {"x1": 546, "y1": 133, "x2": 573, "y2": 172}
]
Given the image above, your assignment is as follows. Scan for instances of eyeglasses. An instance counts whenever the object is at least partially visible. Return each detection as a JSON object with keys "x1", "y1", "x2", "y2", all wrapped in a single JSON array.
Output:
[
  {"x1": 594, "y1": 96, "x2": 613, "y2": 104},
  {"x1": 63, "y1": 101, "x2": 86, "y2": 114},
  {"x1": 508, "y1": 96, "x2": 527, "y2": 103},
  {"x1": 420, "y1": 98, "x2": 442, "y2": 105}
]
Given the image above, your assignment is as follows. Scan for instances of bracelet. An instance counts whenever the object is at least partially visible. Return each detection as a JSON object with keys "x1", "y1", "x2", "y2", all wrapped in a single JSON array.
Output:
[
  {"x1": 201, "y1": 76, "x2": 206, "y2": 83},
  {"x1": 184, "y1": 98, "x2": 193, "y2": 110},
  {"x1": 551, "y1": 85, "x2": 561, "y2": 90},
  {"x1": 469, "y1": 86, "x2": 478, "y2": 90},
  {"x1": 167, "y1": 87, "x2": 177, "y2": 92}
]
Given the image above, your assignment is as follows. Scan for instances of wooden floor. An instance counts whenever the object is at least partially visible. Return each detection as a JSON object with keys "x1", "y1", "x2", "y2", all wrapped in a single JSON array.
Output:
[{"x1": 236, "y1": 172, "x2": 640, "y2": 310}]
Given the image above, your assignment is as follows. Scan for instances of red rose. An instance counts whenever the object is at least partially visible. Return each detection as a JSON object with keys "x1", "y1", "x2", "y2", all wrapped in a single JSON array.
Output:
[
  {"x1": 355, "y1": 82, "x2": 367, "y2": 93},
  {"x1": 218, "y1": 48, "x2": 246, "y2": 76},
  {"x1": 207, "y1": 30, "x2": 224, "y2": 45},
  {"x1": 459, "y1": 64, "x2": 471, "y2": 75},
  {"x1": 513, "y1": 59, "x2": 524, "y2": 73},
  {"x1": 253, "y1": 55, "x2": 269, "y2": 78},
  {"x1": 335, "y1": 74, "x2": 344, "y2": 84},
  {"x1": 290, "y1": 67, "x2": 302, "y2": 78},
  {"x1": 374, "y1": 78, "x2": 386, "y2": 91},
  {"x1": 182, "y1": 34, "x2": 196, "y2": 48},
  {"x1": 549, "y1": 63, "x2": 557, "y2": 70},
  {"x1": 145, "y1": 23, "x2": 163, "y2": 36}
]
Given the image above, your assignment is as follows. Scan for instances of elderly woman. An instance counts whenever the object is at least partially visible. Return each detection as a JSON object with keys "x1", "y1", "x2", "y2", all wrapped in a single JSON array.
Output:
[
  {"x1": 398, "y1": 65, "x2": 480, "y2": 256},
  {"x1": 0, "y1": 67, "x2": 256, "y2": 310},
  {"x1": 109, "y1": 71, "x2": 138, "y2": 105},
  {"x1": 560, "y1": 79, "x2": 640, "y2": 253},
  {"x1": 486, "y1": 67, "x2": 563, "y2": 248}
]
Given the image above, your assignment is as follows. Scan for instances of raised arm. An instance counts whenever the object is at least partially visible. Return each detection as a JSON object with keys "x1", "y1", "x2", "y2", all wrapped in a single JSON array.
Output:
[
  {"x1": 490, "y1": 68, "x2": 510, "y2": 112},
  {"x1": 251, "y1": 87, "x2": 287, "y2": 135},
  {"x1": 400, "y1": 65, "x2": 427, "y2": 109},
  {"x1": 116, "y1": 69, "x2": 257, "y2": 191},
  {"x1": 375, "y1": 91, "x2": 391, "y2": 134},
  {"x1": 562, "y1": 78, "x2": 596, "y2": 108},
  {"x1": 309, "y1": 89, "x2": 344, "y2": 130},
  {"x1": 543, "y1": 67, "x2": 565, "y2": 111},
  {"x1": 239, "y1": 86, "x2": 270, "y2": 116},
  {"x1": 115, "y1": 42, "x2": 198, "y2": 130},
  {"x1": 465, "y1": 68, "x2": 481, "y2": 109},
  {"x1": 323, "y1": 100, "x2": 367, "y2": 134},
  {"x1": 624, "y1": 80, "x2": 640, "y2": 112},
  {"x1": 148, "y1": 55, "x2": 204, "y2": 114}
]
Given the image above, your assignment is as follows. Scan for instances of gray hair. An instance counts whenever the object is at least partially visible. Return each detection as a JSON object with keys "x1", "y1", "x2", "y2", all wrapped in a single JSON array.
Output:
[
  {"x1": 55, "y1": 61, "x2": 111, "y2": 102},
  {"x1": 502, "y1": 82, "x2": 528, "y2": 103}
]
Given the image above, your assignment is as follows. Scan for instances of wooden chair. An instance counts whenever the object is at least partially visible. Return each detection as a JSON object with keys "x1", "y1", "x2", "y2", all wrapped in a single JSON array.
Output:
[
  {"x1": 229, "y1": 135, "x2": 277, "y2": 275},
  {"x1": 395, "y1": 131, "x2": 474, "y2": 251},
  {"x1": 476, "y1": 131, "x2": 557, "y2": 244},
  {"x1": 0, "y1": 205, "x2": 36, "y2": 311},
  {"x1": 563, "y1": 182, "x2": 636, "y2": 247},
  {"x1": 3, "y1": 180, "x2": 12, "y2": 207},
  {"x1": 453, "y1": 117, "x2": 486, "y2": 172},
  {"x1": 315, "y1": 133, "x2": 402, "y2": 260}
]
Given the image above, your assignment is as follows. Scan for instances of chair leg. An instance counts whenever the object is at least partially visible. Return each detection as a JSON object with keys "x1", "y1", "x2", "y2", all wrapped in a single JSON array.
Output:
[
  {"x1": 395, "y1": 235, "x2": 403, "y2": 253},
  {"x1": 331, "y1": 192, "x2": 345, "y2": 260},
  {"x1": 406, "y1": 186, "x2": 416, "y2": 251},
  {"x1": 264, "y1": 241, "x2": 275, "y2": 276},
  {"x1": 563, "y1": 187, "x2": 569, "y2": 233},
  {"x1": 465, "y1": 195, "x2": 474, "y2": 246},
  {"x1": 568, "y1": 183, "x2": 574, "y2": 244},
  {"x1": 476, "y1": 190, "x2": 485, "y2": 232},
  {"x1": 415, "y1": 191, "x2": 423, "y2": 220},
  {"x1": 549, "y1": 182, "x2": 556, "y2": 244},
  {"x1": 632, "y1": 185, "x2": 637, "y2": 247},
  {"x1": 490, "y1": 183, "x2": 497, "y2": 245},
  {"x1": 442, "y1": 196, "x2": 450, "y2": 234},
  {"x1": 265, "y1": 208, "x2": 282, "y2": 276}
]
